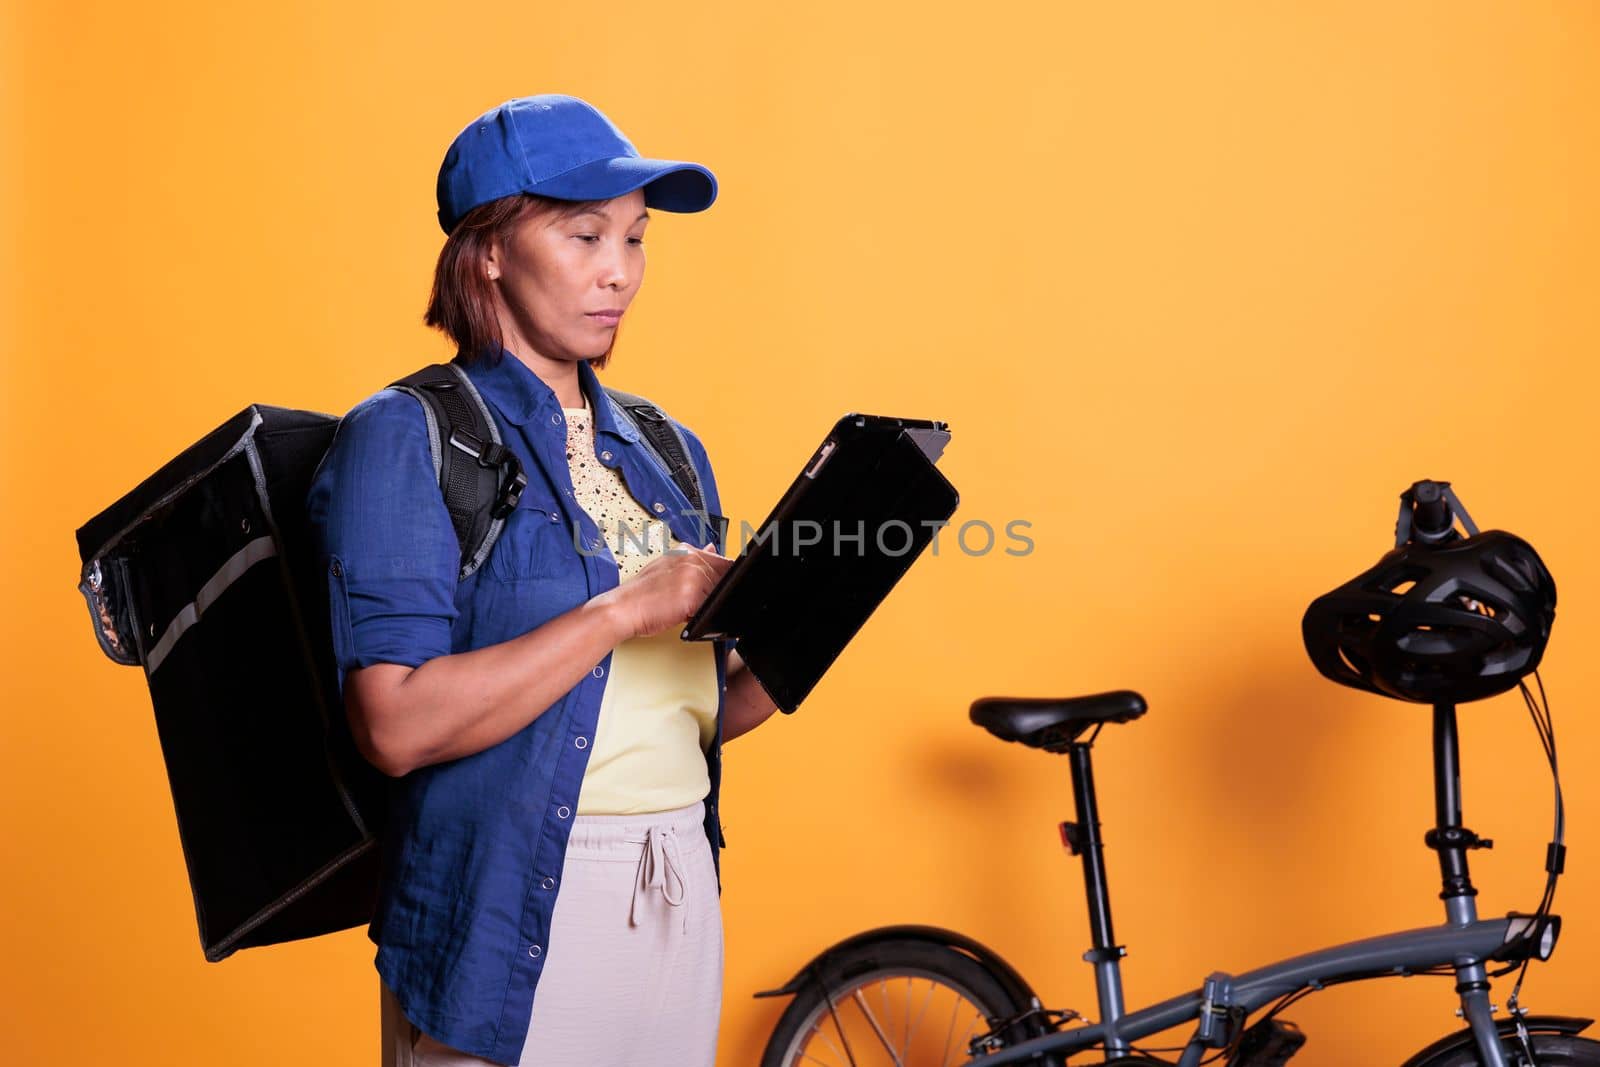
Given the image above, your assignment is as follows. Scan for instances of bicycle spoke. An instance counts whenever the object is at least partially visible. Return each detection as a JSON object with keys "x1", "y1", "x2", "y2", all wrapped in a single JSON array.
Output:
[
  {"x1": 959, "y1": 1013, "x2": 987, "y2": 1052},
  {"x1": 939, "y1": 990, "x2": 960, "y2": 1066},
  {"x1": 905, "y1": 978, "x2": 937, "y2": 1062},
  {"x1": 821, "y1": 987, "x2": 859, "y2": 1067},
  {"x1": 901, "y1": 977, "x2": 910, "y2": 1061},
  {"x1": 805, "y1": 1017, "x2": 850, "y2": 1066},
  {"x1": 880, "y1": 979, "x2": 896, "y2": 1059},
  {"x1": 851, "y1": 987, "x2": 905, "y2": 1066},
  {"x1": 778, "y1": 966, "x2": 1003, "y2": 1067}
]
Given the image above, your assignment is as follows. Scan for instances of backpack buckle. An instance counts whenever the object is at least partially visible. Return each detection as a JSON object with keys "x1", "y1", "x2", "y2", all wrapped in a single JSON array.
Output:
[
  {"x1": 627, "y1": 403, "x2": 667, "y2": 422},
  {"x1": 449, "y1": 429, "x2": 518, "y2": 469},
  {"x1": 449, "y1": 430, "x2": 527, "y2": 519},
  {"x1": 493, "y1": 467, "x2": 527, "y2": 520},
  {"x1": 448, "y1": 429, "x2": 491, "y2": 464}
]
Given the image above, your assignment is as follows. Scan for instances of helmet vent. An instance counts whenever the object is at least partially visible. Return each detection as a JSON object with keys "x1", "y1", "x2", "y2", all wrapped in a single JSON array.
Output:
[{"x1": 1303, "y1": 518, "x2": 1556, "y2": 703}]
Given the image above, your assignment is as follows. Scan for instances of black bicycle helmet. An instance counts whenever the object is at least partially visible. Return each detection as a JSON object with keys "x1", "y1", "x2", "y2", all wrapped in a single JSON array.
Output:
[{"x1": 1302, "y1": 480, "x2": 1556, "y2": 704}]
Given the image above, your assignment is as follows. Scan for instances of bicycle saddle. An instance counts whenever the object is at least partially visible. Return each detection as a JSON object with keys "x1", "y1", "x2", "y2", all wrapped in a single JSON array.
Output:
[{"x1": 969, "y1": 690, "x2": 1147, "y2": 752}]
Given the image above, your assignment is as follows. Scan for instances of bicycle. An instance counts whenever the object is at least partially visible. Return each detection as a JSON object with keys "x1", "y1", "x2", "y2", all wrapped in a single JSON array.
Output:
[{"x1": 753, "y1": 481, "x2": 1589, "y2": 1066}]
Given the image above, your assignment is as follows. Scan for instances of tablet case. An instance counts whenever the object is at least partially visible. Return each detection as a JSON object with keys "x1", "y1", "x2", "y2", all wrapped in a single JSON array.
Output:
[{"x1": 683, "y1": 413, "x2": 957, "y2": 713}]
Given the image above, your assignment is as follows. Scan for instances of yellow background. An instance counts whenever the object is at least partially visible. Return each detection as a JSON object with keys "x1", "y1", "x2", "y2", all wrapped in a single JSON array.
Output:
[{"x1": 5, "y1": 2, "x2": 1598, "y2": 1064}]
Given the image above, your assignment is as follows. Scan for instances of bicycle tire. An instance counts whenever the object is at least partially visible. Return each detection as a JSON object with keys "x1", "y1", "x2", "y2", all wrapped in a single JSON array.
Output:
[
  {"x1": 759, "y1": 937, "x2": 1047, "y2": 1067},
  {"x1": 1413, "y1": 1033, "x2": 1600, "y2": 1066}
]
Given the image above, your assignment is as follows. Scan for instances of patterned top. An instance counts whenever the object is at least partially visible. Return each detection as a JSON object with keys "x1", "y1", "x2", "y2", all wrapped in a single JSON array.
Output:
[
  {"x1": 563, "y1": 394, "x2": 719, "y2": 814},
  {"x1": 563, "y1": 394, "x2": 678, "y2": 579}
]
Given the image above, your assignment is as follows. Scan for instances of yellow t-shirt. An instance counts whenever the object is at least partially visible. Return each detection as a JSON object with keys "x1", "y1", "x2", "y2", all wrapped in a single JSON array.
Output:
[{"x1": 563, "y1": 394, "x2": 719, "y2": 815}]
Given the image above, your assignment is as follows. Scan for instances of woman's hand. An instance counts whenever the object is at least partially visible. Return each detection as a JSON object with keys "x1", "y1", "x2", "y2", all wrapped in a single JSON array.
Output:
[
  {"x1": 598, "y1": 542, "x2": 733, "y2": 639},
  {"x1": 343, "y1": 542, "x2": 729, "y2": 776}
]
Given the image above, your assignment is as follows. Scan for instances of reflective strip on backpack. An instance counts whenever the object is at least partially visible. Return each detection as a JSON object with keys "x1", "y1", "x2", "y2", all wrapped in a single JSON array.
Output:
[{"x1": 145, "y1": 536, "x2": 279, "y2": 674}]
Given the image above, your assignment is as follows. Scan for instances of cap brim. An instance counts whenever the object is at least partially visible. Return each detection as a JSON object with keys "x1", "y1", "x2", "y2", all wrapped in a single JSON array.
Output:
[{"x1": 529, "y1": 157, "x2": 718, "y2": 213}]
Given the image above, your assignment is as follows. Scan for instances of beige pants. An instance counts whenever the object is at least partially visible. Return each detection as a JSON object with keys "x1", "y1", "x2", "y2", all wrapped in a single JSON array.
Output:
[{"x1": 379, "y1": 799, "x2": 723, "y2": 1066}]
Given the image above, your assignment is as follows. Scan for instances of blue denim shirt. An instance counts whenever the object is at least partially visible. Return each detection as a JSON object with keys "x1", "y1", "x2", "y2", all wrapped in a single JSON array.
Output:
[{"x1": 305, "y1": 348, "x2": 730, "y2": 1065}]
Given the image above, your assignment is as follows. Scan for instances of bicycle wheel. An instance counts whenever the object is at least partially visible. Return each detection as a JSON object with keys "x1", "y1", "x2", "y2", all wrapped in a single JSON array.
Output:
[
  {"x1": 1415, "y1": 1033, "x2": 1600, "y2": 1066},
  {"x1": 759, "y1": 937, "x2": 1043, "y2": 1067}
]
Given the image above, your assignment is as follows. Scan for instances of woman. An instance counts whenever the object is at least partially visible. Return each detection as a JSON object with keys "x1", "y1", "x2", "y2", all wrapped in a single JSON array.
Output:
[{"x1": 306, "y1": 94, "x2": 781, "y2": 1066}]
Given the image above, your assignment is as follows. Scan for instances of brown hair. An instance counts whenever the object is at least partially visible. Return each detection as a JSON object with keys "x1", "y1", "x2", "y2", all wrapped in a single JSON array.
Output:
[{"x1": 424, "y1": 193, "x2": 619, "y2": 372}]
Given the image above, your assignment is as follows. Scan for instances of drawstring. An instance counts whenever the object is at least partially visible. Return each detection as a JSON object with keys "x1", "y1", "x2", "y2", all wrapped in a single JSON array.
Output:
[{"x1": 628, "y1": 824, "x2": 689, "y2": 933}]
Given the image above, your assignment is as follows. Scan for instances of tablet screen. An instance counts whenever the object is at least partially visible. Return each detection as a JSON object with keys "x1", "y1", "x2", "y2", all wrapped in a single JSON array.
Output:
[{"x1": 682, "y1": 416, "x2": 957, "y2": 712}]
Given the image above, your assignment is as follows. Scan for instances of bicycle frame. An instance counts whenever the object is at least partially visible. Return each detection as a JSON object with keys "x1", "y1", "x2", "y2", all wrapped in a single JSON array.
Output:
[
  {"x1": 967, "y1": 701, "x2": 1560, "y2": 1066},
  {"x1": 969, "y1": 914, "x2": 1552, "y2": 1065}
]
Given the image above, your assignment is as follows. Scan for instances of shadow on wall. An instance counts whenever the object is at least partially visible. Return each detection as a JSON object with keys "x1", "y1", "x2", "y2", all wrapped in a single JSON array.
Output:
[
  {"x1": 909, "y1": 732, "x2": 1046, "y2": 920},
  {"x1": 1130, "y1": 651, "x2": 1430, "y2": 959},
  {"x1": 858, "y1": 647, "x2": 1410, "y2": 997}
]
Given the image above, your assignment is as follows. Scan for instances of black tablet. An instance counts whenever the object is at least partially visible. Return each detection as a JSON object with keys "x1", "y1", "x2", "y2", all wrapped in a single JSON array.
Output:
[{"x1": 682, "y1": 413, "x2": 957, "y2": 713}]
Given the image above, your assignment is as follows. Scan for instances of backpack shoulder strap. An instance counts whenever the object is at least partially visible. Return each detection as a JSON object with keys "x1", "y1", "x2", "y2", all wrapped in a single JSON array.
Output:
[
  {"x1": 386, "y1": 363, "x2": 527, "y2": 579},
  {"x1": 600, "y1": 386, "x2": 706, "y2": 515},
  {"x1": 601, "y1": 386, "x2": 727, "y2": 547}
]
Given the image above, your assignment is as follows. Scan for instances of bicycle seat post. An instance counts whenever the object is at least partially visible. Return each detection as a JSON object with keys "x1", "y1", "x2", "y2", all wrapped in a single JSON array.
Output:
[
  {"x1": 1430, "y1": 700, "x2": 1485, "y2": 919},
  {"x1": 1063, "y1": 739, "x2": 1129, "y2": 1053},
  {"x1": 1430, "y1": 699, "x2": 1513, "y2": 1067}
]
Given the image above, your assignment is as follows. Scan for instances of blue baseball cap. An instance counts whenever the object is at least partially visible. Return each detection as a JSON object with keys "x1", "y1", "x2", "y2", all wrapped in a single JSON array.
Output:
[{"x1": 435, "y1": 94, "x2": 718, "y2": 235}]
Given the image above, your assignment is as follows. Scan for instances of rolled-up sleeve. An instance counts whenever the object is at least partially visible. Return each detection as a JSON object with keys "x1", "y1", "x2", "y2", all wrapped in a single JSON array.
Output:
[{"x1": 305, "y1": 389, "x2": 460, "y2": 692}]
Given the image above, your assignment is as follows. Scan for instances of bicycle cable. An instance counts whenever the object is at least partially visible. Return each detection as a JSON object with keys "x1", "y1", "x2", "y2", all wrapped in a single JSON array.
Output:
[{"x1": 1502, "y1": 669, "x2": 1564, "y2": 1016}]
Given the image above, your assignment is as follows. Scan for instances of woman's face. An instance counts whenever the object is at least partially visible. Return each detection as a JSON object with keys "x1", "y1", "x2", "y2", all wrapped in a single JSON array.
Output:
[{"x1": 487, "y1": 189, "x2": 649, "y2": 365}]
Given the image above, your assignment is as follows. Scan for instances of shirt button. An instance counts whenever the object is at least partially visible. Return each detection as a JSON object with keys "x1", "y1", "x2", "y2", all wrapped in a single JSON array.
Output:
[
  {"x1": 652, "y1": 502, "x2": 666, "y2": 513},
  {"x1": 550, "y1": 413, "x2": 562, "y2": 425},
  {"x1": 541, "y1": 876, "x2": 556, "y2": 890},
  {"x1": 557, "y1": 805, "x2": 571, "y2": 819},
  {"x1": 574, "y1": 736, "x2": 588, "y2": 750},
  {"x1": 548, "y1": 513, "x2": 559, "y2": 523},
  {"x1": 528, "y1": 944, "x2": 542, "y2": 958},
  {"x1": 592, "y1": 665, "x2": 605, "y2": 678},
  {"x1": 600, "y1": 450, "x2": 613, "y2": 462},
  {"x1": 330, "y1": 560, "x2": 342, "y2": 578}
]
